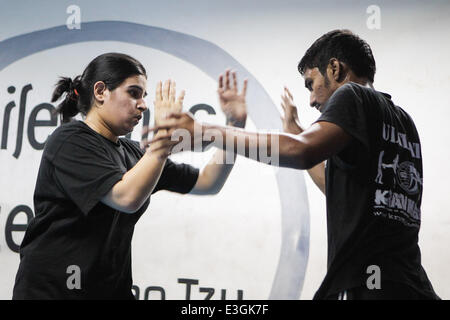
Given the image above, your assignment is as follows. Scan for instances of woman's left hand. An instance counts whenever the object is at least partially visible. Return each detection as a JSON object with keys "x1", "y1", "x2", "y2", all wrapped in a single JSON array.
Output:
[{"x1": 218, "y1": 70, "x2": 248, "y2": 128}]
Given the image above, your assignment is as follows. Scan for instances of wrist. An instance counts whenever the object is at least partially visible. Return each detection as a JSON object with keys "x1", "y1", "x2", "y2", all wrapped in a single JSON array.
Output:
[
  {"x1": 226, "y1": 117, "x2": 247, "y2": 128},
  {"x1": 201, "y1": 123, "x2": 223, "y2": 150},
  {"x1": 284, "y1": 120, "x2": 303, "y2": 134},
  {"x1": 146, "y1": 147, "x2": 170, "y2": 161}
]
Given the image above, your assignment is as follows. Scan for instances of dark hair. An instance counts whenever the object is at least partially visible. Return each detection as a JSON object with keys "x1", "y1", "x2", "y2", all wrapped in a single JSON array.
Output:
[
  {"x1": 298, "y1": 29, "x2": 376, "y2": 83},
  {"x1": 52, "y1": 52, "x2": 147, "y2": 123}
]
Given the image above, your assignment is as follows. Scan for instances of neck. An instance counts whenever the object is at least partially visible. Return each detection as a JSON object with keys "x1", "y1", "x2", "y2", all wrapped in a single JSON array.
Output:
[
  {"x1": 356, "y1": 79, "x2": 374, "y2": 89},
  {"x1": 84, "y1": 112, "x2": 118, "y2": 143},
  {"x1": 347, "y1": 72, "x2": 374, "y2": 89}
]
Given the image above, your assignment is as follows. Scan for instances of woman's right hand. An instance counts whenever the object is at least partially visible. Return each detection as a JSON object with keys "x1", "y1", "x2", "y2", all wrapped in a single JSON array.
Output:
[
  {"x1": 148, "y1": 80, "x2": 186, "y2": 158},
  {"x1": 153, "y1": 79, "x2": 185, "y2": 127}
]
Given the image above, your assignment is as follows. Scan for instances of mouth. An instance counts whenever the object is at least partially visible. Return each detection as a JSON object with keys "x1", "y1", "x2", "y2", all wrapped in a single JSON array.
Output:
[{"x1": 132, "y1": 115, "x2": 142, "y2": 125}]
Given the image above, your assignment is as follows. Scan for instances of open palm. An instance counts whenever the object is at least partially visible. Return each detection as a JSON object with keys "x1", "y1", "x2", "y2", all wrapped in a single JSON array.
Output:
[
  {"x1": 154, "y1": 79, "x2": 185, "y2": 126},
  {"x1": 218, "y1": 70, "x2": 248, "y2": 127}
]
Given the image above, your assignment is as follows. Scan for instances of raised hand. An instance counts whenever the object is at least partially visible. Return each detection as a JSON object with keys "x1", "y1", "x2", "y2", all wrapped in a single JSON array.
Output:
[
  {"x1": 143, "y1": 112, "x2": 205, "y2": 154},
  {"x1": 218, "y1": 70, "x2": 248, "y2": 128},
  {"x1": 280, "y1": 86, "x2": 302, "y2": 134},
  {"x1": 154, "y1": 79, "x2": 185, "y2": 126}
]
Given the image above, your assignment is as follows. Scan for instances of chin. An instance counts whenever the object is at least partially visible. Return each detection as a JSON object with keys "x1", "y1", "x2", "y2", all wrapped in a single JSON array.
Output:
[
  {"x1": 116, "y1": 127, "x2": 132, "y2": 137},
  {"x1": 124, "y1": 128, "x2": 134, "y2": 136}
]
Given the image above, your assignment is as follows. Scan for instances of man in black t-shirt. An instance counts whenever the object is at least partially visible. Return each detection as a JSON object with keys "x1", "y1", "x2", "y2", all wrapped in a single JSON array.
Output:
[{"x1": 151, "y1": 30, "x2": 439, "y2": 299}]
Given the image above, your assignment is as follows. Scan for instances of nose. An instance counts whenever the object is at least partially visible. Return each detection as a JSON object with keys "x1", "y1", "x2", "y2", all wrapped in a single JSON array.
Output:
[
  {"x1": 137, "y1": 99, "x2": 147, "y2": 112},
  {"x1": 309, "y1": 92, "x2": 317, "y2": 108}
]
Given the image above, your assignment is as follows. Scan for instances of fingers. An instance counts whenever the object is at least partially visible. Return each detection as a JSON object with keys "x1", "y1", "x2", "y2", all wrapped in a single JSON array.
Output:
[
  {"x1": 242, "y1": 79, "x2": 248, "y2": 97},
  {"x1": 156, "y1": 81, "x2": 162, "y2": 101},
  {"x1": 162, "y1": 79, "x2": 170, "y2": 100},
  {"x1": 281, "y1": 93, "x2": 290, "y2": 106},
  {"x1": 218, "y1": 70, "x2": 247, "y2": 95},
  {"x1": 284, "y1": 86, "x2": 293, "y2": 100},
  {"x1": 144, "y1": 124, "x2": 169, "y2": 135},
  {"x1": 218, "y1": 74, "x2": 223, "y2": 91},
  {"x1": 148, "y1": 132, "x2": 174, "y2": 145},
  {"x1": 232, "y1": 71, "x2": 238, "y2": 91},
  {"x1": 140, "y1": 130, "x2": 173, "y2": 149},
  {"x1": 144, "y1": 113, "x2": 183, "y2": 132},
  {"x1": 177, "y1": 90, "x2": 185, "y2": 107},
  {"x1": 147, "y1": 135, "x2": 179, "y2": 155},
  {"x1": 170, "y1": 81, "x2": 177, "y2": 103},
  {"x1": 225, "y1": 69, "x2": 230, "y2": 90}
]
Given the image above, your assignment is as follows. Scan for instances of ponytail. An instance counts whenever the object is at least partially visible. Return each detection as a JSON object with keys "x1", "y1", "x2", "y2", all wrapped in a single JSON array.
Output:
[{"x1": 52, "y1": 75, "x2": 82, "y2": 123}]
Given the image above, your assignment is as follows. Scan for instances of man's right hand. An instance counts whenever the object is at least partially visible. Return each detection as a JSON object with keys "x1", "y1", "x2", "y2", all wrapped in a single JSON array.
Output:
[
  {"x1": 281, "y1": 86, "x2": 326, "y2": 194},
  {"x1": 281, "y1": 86, "x2": 303, "y2": 135}
]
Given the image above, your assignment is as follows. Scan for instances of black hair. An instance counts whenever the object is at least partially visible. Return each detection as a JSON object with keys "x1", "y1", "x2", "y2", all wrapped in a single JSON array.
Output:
[
  {"x1": 52, "y1": 52, "x2": 147, "y2": 123},
  {"x1": 298, "y1": 29, "x2": 376, "y2": 83}
]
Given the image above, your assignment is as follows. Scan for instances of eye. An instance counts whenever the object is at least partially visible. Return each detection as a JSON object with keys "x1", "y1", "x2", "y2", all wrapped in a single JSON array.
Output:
[{"x1": 129, "y1": 89, "x2": 141, "y2": 99}]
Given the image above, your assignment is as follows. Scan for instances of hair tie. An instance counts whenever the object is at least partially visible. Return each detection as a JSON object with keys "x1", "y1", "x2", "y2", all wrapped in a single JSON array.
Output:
[{"x1": 74, "y1": 89, "x2": 79, "y2": 96}]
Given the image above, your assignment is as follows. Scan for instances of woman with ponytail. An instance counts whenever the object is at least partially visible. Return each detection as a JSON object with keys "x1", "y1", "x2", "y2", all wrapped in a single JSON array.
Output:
[{"x1": 12, "y1": 53, "x2": 248, "y2": 299}]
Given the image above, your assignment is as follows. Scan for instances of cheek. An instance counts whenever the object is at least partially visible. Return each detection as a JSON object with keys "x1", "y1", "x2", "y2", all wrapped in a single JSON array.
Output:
[
  {"x1": 314, "y1": 84, "x2": 333, "y2": 103},
  {"x1": 116, "y1": 98, "x2": 135, "y2": 116},
  {"x1": 105, "y1": 100, "x2": 133, "y2": 125},
  {"x1": 314, "y1": 85, "x2": 326, "y2": 101}
]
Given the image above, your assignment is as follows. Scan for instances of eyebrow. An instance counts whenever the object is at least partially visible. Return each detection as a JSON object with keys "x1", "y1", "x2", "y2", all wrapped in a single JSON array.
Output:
[{"x1": 128, "y1": 85, "x2": 148, "y2": 97}]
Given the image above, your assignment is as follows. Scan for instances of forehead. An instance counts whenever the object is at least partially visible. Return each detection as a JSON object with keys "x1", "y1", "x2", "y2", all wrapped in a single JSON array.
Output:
[{"x1": 121, "y1": 74, "x2": 147, "y2": 88}]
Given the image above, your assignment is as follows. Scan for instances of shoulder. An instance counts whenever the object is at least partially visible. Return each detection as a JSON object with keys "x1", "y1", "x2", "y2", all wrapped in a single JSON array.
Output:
[
  {"x1": 44, "y1": 121, "x2": 102, "y2": 160},
  {"x1": 326, "y1": 82, "x2": 394, "y2": 113},
  {"x1": 118, "y1": 137, "x2": 144, "y2": 155},
  {"x1": 332, "y1": 82, "x2": 371, "y2": 102},
  {"x1": 118, "y1": 137, "x2": 141, "y2": 149},
  {"x1": 326, "y1": 83, "x2": 363, "y2": 108}
]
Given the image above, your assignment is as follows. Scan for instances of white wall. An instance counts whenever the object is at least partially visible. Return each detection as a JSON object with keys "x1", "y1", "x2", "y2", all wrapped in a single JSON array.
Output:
[{"x1": 0, "y1": 0, "x2": 449, "y2": 299}]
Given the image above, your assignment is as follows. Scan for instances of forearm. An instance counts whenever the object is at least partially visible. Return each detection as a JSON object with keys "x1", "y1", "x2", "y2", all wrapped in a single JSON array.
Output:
[
  {"x1": 202, "y1": 123, "x2": 313, "y2": 170},
  {"x1": 190, "y1": 149, "x2": 236, "y2": 195},
  {"x1": 191, "y1": 119, "x2": 242, "y2": 195},
  {"x1": 102, "y1": 148, "x2": 168, "y2": 213}
]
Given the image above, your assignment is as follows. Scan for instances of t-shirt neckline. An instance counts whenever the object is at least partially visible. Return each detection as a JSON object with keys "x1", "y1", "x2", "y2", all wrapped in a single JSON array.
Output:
[{"x1": 77, "y1": 120, "x2": 121, "y2": 147}]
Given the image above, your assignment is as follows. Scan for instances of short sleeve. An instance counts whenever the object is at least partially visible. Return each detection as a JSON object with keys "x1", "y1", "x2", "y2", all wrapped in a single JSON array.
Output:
[
  {"x1": 152, "y1": 158, "x2": 199, "y2": 194},
  {"x1": 50, "y1": 132, "x2": 125, "y2": 215},
  {"x1": 315, "y1": 83, "x2": 370, "y2": 152}
]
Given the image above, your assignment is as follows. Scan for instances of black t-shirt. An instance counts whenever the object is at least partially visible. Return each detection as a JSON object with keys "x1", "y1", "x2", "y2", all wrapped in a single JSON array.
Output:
[
  {"x1": 313, "y1": 83, "x2": 438, "y2": 299},
  {"x1": 12, "y1": 121, "x2": 199, "y2": 300}
]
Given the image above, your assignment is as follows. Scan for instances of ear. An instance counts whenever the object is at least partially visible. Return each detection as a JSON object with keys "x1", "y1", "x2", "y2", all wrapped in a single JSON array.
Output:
[
  {"x1": 327, "y1": 58, "x2": 347, "y2": 82},
  {"x1": 93, "y1": 81, "x2": 107, "y2": 105}
]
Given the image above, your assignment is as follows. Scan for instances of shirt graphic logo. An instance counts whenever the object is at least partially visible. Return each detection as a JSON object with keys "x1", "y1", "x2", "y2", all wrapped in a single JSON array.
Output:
[
  {"x1": 375, "y1": 150, "x2": 399, "y2": 186},
  {"x1": 397, "y1": 161, "x2": 422, "y2": 195}
]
